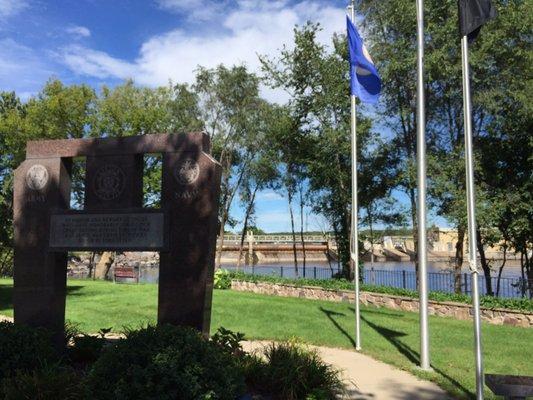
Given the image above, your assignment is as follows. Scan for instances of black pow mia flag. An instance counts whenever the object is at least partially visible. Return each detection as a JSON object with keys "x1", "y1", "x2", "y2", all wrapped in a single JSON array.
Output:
[{"x1": 458, "y1": 0, "x2": 497, "y2": 41}]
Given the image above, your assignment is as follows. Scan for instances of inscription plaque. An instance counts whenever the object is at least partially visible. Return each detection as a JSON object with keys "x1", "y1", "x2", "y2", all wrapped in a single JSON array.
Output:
[{"x1": 49, "y1": 212, "x2": 165, "y2": 250}]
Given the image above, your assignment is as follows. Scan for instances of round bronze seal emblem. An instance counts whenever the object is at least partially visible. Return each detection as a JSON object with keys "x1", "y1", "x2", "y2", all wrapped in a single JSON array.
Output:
[
  {"x1": 174, "y1": 159, "x2": 200, "y2": 185},
  {"x1": 93, "y1": 164, "x2": 125, "y2": 200},
  {"x1": 26, "y1": 164, "x2": 49, "y2": 191}
]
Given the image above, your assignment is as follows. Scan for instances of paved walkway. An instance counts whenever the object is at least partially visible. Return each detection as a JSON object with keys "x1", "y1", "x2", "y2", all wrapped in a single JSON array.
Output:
[{"x1": 244, "y1": 341, "x2": 455, "y2": 400}]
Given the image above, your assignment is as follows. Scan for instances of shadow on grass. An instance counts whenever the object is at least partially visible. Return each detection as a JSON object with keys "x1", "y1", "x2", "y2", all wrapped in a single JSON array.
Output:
[
  {"x1": 319, "y1": 306, "x2": 356, "y2": 348},
  {"x1": 359, "y1": 313, "x2": 473, "y2": 399},
  {"x1": 358, "y1": 307, "x2": 405, "y2": 318},
  {"x1": 64, "y1": 285, "x2": 88, "y2": 296},
  {"x1": 361, "y1": 314, "x2": 417, "y2": 364},
  {"x1": 0, "y1": 283, "x2": 85, "y2": 313}
]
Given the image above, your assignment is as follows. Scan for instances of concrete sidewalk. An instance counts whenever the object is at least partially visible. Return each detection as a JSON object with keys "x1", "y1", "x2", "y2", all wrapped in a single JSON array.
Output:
[{"x1": 244, "y1": 341, "x2": 455, "y2": 400}]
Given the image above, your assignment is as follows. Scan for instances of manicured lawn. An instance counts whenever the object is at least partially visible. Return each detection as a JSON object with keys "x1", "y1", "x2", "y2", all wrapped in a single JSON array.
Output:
[{"x1": 1, "y1": 278, "x2": 531, "y2": 399}]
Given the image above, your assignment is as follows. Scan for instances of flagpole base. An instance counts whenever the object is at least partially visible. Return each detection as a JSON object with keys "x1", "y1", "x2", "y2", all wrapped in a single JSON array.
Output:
[{"x1": 416, "y1": 366, "x2": 434, "y2": 373}]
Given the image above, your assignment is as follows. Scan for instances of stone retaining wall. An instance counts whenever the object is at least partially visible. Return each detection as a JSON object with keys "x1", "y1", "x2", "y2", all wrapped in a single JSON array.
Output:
[{"x1": 231, "y1": 280, "x2": 533, "y2": 328}]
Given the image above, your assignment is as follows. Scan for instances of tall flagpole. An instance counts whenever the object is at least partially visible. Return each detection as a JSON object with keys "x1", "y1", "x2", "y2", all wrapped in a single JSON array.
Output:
[
  {"x1": 348, "y1": 0, "x2": 361, "y2": 352},
  {"x1": 461, "y1": 35, "x2": 484, "y2": 400},
  {"x1": 416, "y1": 0, "x2": 430, "y2": 371}
]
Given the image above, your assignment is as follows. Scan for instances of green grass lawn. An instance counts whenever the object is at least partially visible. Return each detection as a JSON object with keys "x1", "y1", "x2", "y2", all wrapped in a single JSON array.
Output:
[{"x1": 1, "y1": 278, "x2": 532, "y2": 399}]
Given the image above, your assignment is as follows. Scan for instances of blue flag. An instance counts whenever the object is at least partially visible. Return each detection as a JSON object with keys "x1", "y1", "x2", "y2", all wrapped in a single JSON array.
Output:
[{"x1": 347, "y1": 16, "x2": 381, "y2": 103}]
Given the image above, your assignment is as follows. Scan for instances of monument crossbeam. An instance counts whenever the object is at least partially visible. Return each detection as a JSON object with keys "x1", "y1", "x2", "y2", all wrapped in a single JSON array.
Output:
[{"x1": 25, "y1": 132, "x2": 210, "y2": 159}]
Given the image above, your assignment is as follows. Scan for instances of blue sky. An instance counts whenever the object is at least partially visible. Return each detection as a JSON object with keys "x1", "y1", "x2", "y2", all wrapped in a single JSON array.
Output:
[{"x1": 0, "y1": 0, "x2": 447, "y2": 232}]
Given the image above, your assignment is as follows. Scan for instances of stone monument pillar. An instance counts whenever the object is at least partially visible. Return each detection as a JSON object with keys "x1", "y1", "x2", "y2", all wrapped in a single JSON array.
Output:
[
  {"x1": 159, "y1": 147, "x2": 221, "y2": 333},
  {"x1": 13, "y1": 133, "x2": 221, "y2": 340},
  {"x1": 13, "y1": 158, "x2": 71, "y2": 339}
]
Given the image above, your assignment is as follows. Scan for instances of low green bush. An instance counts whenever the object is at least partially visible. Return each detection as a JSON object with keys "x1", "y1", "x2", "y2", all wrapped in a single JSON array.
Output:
[
  {"x1": 229, "y1": 272, "x2": 533, "y2": 312},
  {"x1": 248, "y1": 342, "x2": 344, "y2": 400},
  {"x1": 214, "y1": 268, "x2": 232, "y2": 289},
  {"x1": 0, "y1": 321, "x2": 345, "y2": 399},
  {"x1": 0, "y1": 322, "x2": 58, "y2": 382},
  {"x1": 86, "y1": 324, "x2": 246, "y2": 400},
  {"x1": 1, "y1": 364, "x2": 85, "y2": 400},
  {"x1": 211, "y1": 328, "x2": 346, "y2": 399},
  {"x1": 211, "y1": 326, "x2": 246, "y2": 356},
  {"x1": 67, "y1": 334, "x2": 106, "y2": 364}
]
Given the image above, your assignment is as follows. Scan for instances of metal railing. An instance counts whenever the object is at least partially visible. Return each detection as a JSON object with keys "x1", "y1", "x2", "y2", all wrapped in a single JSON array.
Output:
[
  {"x1": 226, "y1": 264, "x2": 532, "y2": 299},
  {"x1": 363, "y1": 268, "x2": 532, "y2": 299},
  {"x1": 225, "y1": 265, "x2": 341, "y2": 280},
  {"x1": 221, "y1": 235, "x2": 330, "y2": 243}
]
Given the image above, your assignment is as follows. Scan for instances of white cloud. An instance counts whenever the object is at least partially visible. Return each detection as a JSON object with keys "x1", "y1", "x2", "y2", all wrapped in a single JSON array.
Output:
[
  {"x1": 257, "y1": 191, "x2": 284, "y2": 201},
  {"x1": 66, "y1": 25, "x2": 91, "y2": 38},
  {"x1": 0, "y1": 39, "x2": 55, "y2": 95},
  {"x1": 0, "y1": 0, "x2": 28, "y2": 18},
  {"x1": 61, "y1": 0, "x2": 345, "y2": 101},
  {"x1": 155, "y1": 0, "x2": 226, "y2": 21},
  {"x1": 156, "y1": 0, "x2": 202, "y2": 12},
  {"x1": 62, "y1": 45, "x2": 137, "y2": 79}
]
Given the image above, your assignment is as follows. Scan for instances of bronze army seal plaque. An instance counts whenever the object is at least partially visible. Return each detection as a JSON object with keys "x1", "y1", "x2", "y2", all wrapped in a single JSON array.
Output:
[
  {"x1": 26, "y1": 164, "x2": 49, "y2": 191},
  {"x1": 93, "y1": 164, "x2": 125, "y2": 200},
  {"x1": 174, "y1": 159, "x2": 200, "y2": 185}
]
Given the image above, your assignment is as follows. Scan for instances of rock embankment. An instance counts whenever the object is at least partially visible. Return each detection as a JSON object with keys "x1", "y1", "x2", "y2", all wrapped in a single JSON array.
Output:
[{"x1": 231, "y1": 280, "x2": 533, "y2": 328}]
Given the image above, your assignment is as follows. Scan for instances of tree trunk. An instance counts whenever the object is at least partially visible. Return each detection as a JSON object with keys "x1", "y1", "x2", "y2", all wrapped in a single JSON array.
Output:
[
  {"x1": 341, "y1": 206, "x2": 352, "y2": 280},
  {"x1": 237, "y1": 228, "x2": 247, "y2": 270},
  {"x1": 409, "y1": 187, "x2": 419, "y2": 289},
  {"x1": 369, "y1": 207, "x2": 375, "y2": 264},
  {"x1": 524, "y1": 250, "x2": 533, "y2": 299},
  {"x1": 495, "y1": 247, "x2": 507, "y2": 297},
  {"x1": 95, "y1": 252, "x2": 114, "y2": 280},
  {"x1": 215, "y1": 157, "x2": 232, "y2": 269},
  {"x1": 237, "y1": 187, "x2": 258, "y2": 269},
  {"x1": 476, "y1": 228, "x2": 493, "y2": 296},
  {"x1": 325, "y1": 236, "x2": 334, "y2": 274},
  {"x1": 299, "y1": 184, "x2": 306, "y2": 273},
  {"x1": 520, "y1": 252, "x2": 527, "y2": 297},
  {"x1": 288, "y1": 190, "x2": 299, "y2": 277},
  {"x1": 333, "y1": 225, "x2": 342, "y2": 273},
  {"x1": 88, "y1": 251, "x2": 97, "y2": 280},
  {"x1": 454, "y1": 227, "x2": 465, "y2": 294},
  {"x1": 216, "y1": 208, "x2": 227, "y2": 269}
]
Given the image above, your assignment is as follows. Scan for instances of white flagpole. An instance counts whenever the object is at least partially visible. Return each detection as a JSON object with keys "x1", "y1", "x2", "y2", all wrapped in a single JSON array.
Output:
[
  {"x1": 348, "y1": 0, "x2": 361, "y2": 351},
  {"x1": 461, "y1": 35, "x2": 484, "y2": 400},
  {"x1": 416, "y1": 0, "x2": 430, "y2": 370}
]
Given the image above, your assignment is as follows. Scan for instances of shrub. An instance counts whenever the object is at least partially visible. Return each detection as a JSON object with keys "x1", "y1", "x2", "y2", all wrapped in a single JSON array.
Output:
[
  {"x1": 248, "y1": 342, "x2": 344, "y2": 400},
  {"x1": 214, "y1": 268, "x2": 232, "y2": 289},
  {"x1": 68, "y1": 334, "x2": 106, "y2": 364},
  {"x1": 0, "y1": 322, "x2": 58, "y2": 381},
  {"x1": 1, "y1": 364, "x2": 85, "y2": 400},
  {"x1": 86, "y1": 324, "x2": 246, "y2": 400},
  {"x1": 211, "y1": 326, "x2": 246, "y2": 357}
]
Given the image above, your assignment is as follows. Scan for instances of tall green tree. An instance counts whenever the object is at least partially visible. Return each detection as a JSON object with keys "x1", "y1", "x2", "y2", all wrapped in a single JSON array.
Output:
[
  {"x1": 361, "y1": 0, "x2": 532, "y2": 295},
  {"x1": 194, "y1": 65, "x2": 272, "y2": 268},
  {"x1": 359, "y1": 0, "x2": 433, "y2": 285},
  {"x1": 261, "y1": 23, "x2": 397, "y2": 278}
]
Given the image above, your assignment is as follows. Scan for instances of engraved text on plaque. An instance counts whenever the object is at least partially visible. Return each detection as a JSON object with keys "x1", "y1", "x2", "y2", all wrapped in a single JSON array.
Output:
[{"x1": 49, "y1": 213, "x2": 165, "y2": 250}]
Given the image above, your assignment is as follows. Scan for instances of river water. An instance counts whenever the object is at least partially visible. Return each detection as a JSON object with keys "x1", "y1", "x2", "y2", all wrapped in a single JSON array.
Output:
[
  {"x1": 126, "y1": 260, "x2": 528, "y2": 299},
  {"x1": 222, "y1": 260, "x2": 525, "y2": 278}
]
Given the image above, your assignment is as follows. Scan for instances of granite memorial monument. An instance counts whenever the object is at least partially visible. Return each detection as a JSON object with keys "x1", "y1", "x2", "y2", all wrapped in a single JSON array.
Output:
[{"x1": 13, "y1": 132, "x2": 221, "y2": 340}]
